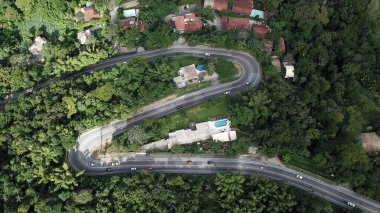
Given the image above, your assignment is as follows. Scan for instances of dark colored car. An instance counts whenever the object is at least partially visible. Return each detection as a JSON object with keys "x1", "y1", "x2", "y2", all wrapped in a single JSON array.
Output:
[{"x1": 106, "y1": 168, "x2": 112, "y2": 172}]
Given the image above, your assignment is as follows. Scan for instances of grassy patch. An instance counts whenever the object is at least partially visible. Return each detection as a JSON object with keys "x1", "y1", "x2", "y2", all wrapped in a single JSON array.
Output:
[
  {"x1": 151, "y1": 97, "x2": 229, "y2": 135},
  {"x1": 215, "y1": 59, "x2": 238, "y2": 83},
  {"x1": 283, "y1": 154, "x2": 333, "y2": 180},
  {"x1": 169, "y1": 56, "x2": 208, "y2": 71},
  {"x1": 175, "y1": 82, "x2": 211, "y2": 96}
]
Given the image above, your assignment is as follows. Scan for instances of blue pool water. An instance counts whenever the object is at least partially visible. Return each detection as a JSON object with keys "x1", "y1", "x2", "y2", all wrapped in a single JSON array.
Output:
[{"x1": 214, "y1": 119, "x2": 227, "y2": 127}]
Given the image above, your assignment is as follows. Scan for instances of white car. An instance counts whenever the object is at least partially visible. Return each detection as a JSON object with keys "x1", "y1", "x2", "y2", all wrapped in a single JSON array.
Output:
[
  {"x1": 131, "y1": 168, "x2": 137, "y2": 171},
  {"x1": 224, "y1": 91, "x2": 231, "y2": 95},
  {"x1": 346, "y1": 201, "x2": 356, "y2": 207},
  {"x1": 205, "y1": 53, "x2": 211, "y2": 56},
  {"x1": 89, "y1": 162, "x2": 95, "y2": 167},
  {"x1": 296, "y1": 174, "x2": 303, "y2": 179},
  {"x1": 26, "y1": 88, "x2": 34, "y2": 93},
  {"x1": 246, "y1": 81, "x2": 251, "y2": 85},
  {"x1": 111, "y1": 162, "x2": 120, "y2": 166}
]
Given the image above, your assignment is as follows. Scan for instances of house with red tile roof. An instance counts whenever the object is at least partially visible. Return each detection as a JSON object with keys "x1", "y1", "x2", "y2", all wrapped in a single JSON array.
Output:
[
  {"x1": 124, "y1": 18, "x2": 148, "y2": 32},
  {"x1": 79, "y1": 6, "x2": 102, "y2": 22},
  {"x1": 232, "y1": 0, "x2": 253, "y2": 16},
  {"x1": 221, "y1": 16, "x2": 250, "y2": 31},
  {"x1": 279, "y1": 37, "x2": 286, "y2": 53},
  {"x1": 204, "y1": 0, "x2": 229, "y2": 11},
  {"x1": 252, "y1": 24, "x2": 269, "y2": 38},
  {"x1": 172, "y1": 13, "x2": 203, "y2": 34}
]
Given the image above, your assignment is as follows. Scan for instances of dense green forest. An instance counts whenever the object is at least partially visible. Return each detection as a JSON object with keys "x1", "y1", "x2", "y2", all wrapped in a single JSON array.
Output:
[{"x1": 0, "y1": 0, "x2": 379, "y2": 211}]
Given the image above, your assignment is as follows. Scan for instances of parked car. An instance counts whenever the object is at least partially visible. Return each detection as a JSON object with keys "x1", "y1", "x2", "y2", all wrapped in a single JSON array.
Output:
[
  {"x1": 185, "y1": 160, "x2": 193, "y2": 165},
  {"x1": 147, "y1": 166, "x2": 153, "y2": 171},
  {"x1": 131, "y1": 167, "x2": 137, "y2": 171},
  {"x1": 205, "y1": 53, "x2": 211, "y2": 56},
  {"x1": 224, "y1": 91, "x2": 231, "y2": 95},
  {"x1": 207, "y1": 161, "x2": 213, "y2": 164},
  {"x1": 89, "y1": 162, "x2": 95, "y2": 167},
  {"x1": 106, "y1": 168, "x2": 112, "y2": 172},
  {"x1": 246, "y1": 81, "x2": 251, "y2": 85},
  {"x1": 296, "y1": 174, "x2": 303, "y2": 179},
  {"x1": 346, "y1": 201, "x2": 356, "y2": 208}
]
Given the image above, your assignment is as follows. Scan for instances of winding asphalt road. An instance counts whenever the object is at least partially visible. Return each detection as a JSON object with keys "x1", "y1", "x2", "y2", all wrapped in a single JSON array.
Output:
[{"x1": 3, "y1": 46, "x2": 378, "y2": 212}]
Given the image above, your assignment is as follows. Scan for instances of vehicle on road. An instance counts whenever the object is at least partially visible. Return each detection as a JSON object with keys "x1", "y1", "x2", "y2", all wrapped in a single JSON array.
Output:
[
  {"x1": 185, "y1": 160, "x2": 193, "y2": 165},
  {"x1": 26, "y1": 88, "x2": 34, "y2": 93},
  {"x1": 205, "y1": 53, "x2": 211, "y2": 56},
  {"x1": 207, "y1": 160, "x2": 213, "y2": 164},
  {"x1": 346, "y1": 201, "x2": 356, "y2": 208},
  {"x1": 89, "y1": 162, "x2": 95, "y2": 167},
  {"x1": 224, "y1": 91, "x2": 231, "y2": 95},
  {"x1": 131, "y1": 167, "x2": 137, "y2": 171},
  {"x1": 111, "y1": 162, "x2": 120, "y2": 166},
  {"x1": 246, "y1": 81, "x2": 251, "y2": 85},
  {"x1": 260, "y1": 166, "x2": 264, "y2": 169},
  {"x1": 296, "y1": 174, "x2": 303, "y2": 179},
  {"x1": 176, "y1": 106, "x2": 183, "y2": 109},
  {"x1": 147, "y1": 166, "x2": 153, "y2": 171},
  {"x1": 106, "y1": 168, "x2": 112, "y2": 172}
]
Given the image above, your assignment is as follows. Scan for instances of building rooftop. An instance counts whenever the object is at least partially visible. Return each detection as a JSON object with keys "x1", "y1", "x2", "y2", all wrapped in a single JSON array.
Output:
[
  {"x1": 204, "y1": 0, "x2": 229, "y2": 11},
  {"x1": 232, "y1": 0, "x2": 253, "y2": 16},
  {"x1": 29, "y1": 36, "x2": 47, "y2": 56},
  {"x1": 253, "y1": 24, "x2": 269, "y2": 38},
  {"x1": 360, "y1": 132, "x2": 380, "y2": 155},
  {"x1": 172, "y1": 13, "x2": 203, "y2": 33},
  {"x1": 123, "y1": 18, "x2": 148, "y2": 32},
  {"x1": 285, "y1": 65, "x2": 295, "y2": 78},
  {"x1": 80, "y1": 6, "x2": 102, "y2": 22},
  {"x1": 221, "y1": 16, "x2": 250, "y2": 31}
]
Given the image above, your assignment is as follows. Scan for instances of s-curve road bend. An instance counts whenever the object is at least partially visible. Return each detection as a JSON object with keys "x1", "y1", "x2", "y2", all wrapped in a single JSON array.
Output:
[
  {"x1": 0, "y1": 46, "x2": 259, "y2": 108},
  {"x1": 68, "y1": 154, "x2": 380, "y2": 213},
  {"x1": 65, "y1": 48, "x2": 380, "y2": 212}
]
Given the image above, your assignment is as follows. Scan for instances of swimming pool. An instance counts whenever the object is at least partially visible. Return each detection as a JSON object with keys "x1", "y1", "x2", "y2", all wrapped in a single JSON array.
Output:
[{"x1": 214, "y1": 119, "x2": 227, "y2": 127}]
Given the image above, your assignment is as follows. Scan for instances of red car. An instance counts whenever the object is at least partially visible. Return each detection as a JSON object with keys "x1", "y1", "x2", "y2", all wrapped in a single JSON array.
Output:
[
  {"x1": 185, "y1": 160, "x2": 193, "y2": 165},
  {"x1": 147, "y1": 166, "x2": 153, "y2": 171}
]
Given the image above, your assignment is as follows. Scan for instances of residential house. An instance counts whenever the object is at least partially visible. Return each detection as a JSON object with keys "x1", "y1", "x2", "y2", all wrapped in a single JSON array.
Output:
[
  {"x1": 77, "y1": 30, "x2": 92, "y2": 44},
  {"x1": 124, "y1": 18, "x2": 148, "y2": 32},
  {"x1": 28, "y1": 36, "x2": 47, "y2": 61},
  {"x1": 221, "y1": 16, "x2": 250, "y2": 31},
  {"x1": 284, "y1": 63, "x2": 295, "y2": 80},
  {"x1": 253, "y1": 24, "x2": 269, "y2": 38},
  {"x1": 123, "y1": 9, "x2": 140, "y2": 18},
  {"x1": 77, "y1": 24, "x2": 103, "y2": 44},
  {"x1": 359, "y1": 132, "x2": 380, "y2": 155},
  {"x1": 232, "y1": 0, "x2": 253, "y2": 16},
  {"x1": 204, "y1": 0, "x2": 229, "y2": 11},
  {"x1": 79, "y1": 6, "x2": 102, "y2": 22},
  {"x1": 142, "y1": 119, "x2": 237, "y2": 151},
  {"x1": 172, "y1": 13, "x2": 203, "y2": 34},
  {"x1": 173, "y1": 64, "x2": 204, "y2": 88}
]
